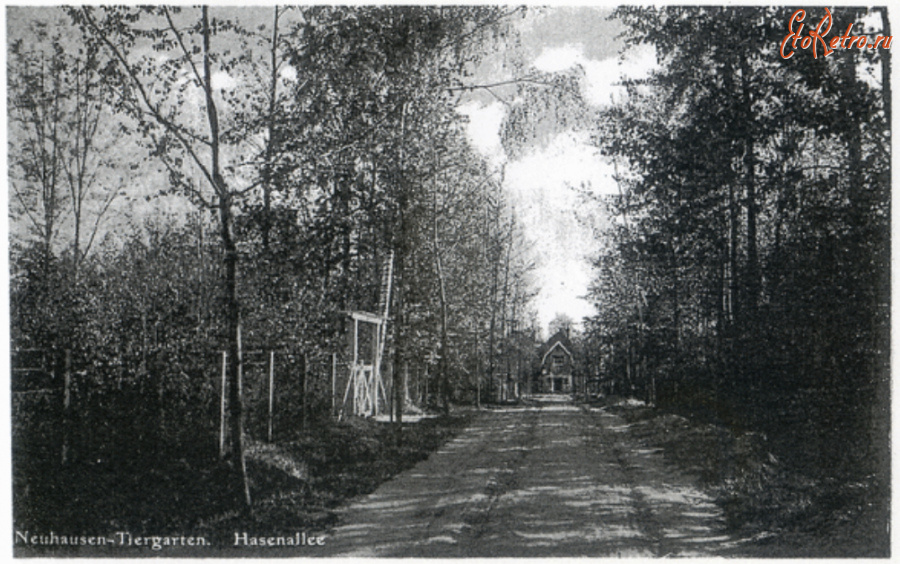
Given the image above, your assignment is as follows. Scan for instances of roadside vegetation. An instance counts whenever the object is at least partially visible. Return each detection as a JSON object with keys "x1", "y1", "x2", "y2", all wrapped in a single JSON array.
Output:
[
  {"x1": 601, "y1": 398, "x2": 888, "y2": 557},
  {"x1": 15, "y1": 412, "x2": 470, "y2": 553}
]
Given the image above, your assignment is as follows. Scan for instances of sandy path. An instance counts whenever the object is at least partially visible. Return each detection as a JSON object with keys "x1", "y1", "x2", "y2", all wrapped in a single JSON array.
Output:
[{"x1": 317, "y1": 397, "x2": 735, "y2": 557}]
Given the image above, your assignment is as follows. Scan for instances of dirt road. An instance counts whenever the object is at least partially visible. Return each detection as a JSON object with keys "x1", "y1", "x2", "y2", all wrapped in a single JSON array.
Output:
[{"x1": 318, "y1": 396, "x2": 739, "y2": 557}]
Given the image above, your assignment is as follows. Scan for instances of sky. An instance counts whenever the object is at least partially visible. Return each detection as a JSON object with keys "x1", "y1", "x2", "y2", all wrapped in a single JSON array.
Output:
[{"x1": 457, "y1": 7, "x2": 657, "y2": 334}]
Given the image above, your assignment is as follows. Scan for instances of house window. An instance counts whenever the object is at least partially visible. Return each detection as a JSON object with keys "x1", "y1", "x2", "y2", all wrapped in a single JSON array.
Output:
[{"x1": 551, "y1": 355, "x2": 565, "y2": 371}]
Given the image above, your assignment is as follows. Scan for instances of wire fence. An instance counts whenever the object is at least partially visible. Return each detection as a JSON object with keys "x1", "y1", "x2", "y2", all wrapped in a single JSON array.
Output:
[{"x1": 11, "y1": 347, "x2": 353, "y2": 470}]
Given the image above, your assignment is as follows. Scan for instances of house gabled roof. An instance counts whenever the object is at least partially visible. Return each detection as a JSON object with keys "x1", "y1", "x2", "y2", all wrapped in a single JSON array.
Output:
[
  {"x1": 541, "y1": 329, "x2": 574, "y2": 367},
  {"x1": 541, "y1": 340, "x2": 573, "y2": 366}
]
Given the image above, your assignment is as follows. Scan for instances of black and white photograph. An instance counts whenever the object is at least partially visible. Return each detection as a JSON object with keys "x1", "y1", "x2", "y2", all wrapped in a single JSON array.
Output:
[{"x1": 5, "y1": 4, "x2": 892, "y2": 558}]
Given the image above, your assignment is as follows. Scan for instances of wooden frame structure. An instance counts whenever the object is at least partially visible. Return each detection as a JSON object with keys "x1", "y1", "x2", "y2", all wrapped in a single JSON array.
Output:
[
  {"x1": 339, "y1": 252, "x2": 393, "y2": 419},
  {"x1": 340, "y1": 311, "x2": 388, "y2": 419}
]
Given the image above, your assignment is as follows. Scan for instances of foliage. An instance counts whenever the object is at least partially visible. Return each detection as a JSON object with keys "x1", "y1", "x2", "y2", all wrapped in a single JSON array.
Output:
[{"x1": 9, "y1": 5, "x2": 538, "y2": 522}]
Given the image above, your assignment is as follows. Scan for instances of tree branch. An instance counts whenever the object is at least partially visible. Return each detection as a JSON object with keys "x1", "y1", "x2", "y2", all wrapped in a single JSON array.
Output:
[
  {"x1": 9, "y1": 179, "x2": 43, "y2": 234},
  {"x1": 80, "y1": 7, "x2": 220, "y2": 195},
  {"x1": 448, "y1": 76, "x2": 556, "y2": 93},
  {"x1": 163, "y1": 6, "x2": 207, "y2": 93},
  {"x1": 80, "y1": 182, "x2": 120, "y2": 262}
]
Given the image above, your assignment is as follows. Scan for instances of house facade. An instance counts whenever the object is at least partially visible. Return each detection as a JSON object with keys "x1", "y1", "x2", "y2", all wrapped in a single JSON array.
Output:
[{"x1": 539, "y1": 330, "x2": 575, "y2": 393}]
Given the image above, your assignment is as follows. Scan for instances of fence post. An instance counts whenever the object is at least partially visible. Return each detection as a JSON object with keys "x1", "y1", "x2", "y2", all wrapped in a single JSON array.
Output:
[
  {"x1": 331, "y1": 353, "x2": 336, "y2": 417},
  {"x1": 219, "y1": 350, "x2": 227, "y2": 459},
  {"x1": 61, "y1": 349, "x2": 72, "y2": 465},
  {"x1": 302, "y1": 355, "x2": 309, "y2": 431},
  {"x1": 403, "y1": 362, "x2": 409, "y2": 407},
  {"x1": 268, "y1": 350, "x2": 275, "y2": 443}
]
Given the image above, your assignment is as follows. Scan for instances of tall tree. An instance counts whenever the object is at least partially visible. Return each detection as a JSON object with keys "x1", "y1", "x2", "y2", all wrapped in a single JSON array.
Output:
[
  {"x1": 8, "y1": 29, "x2": 69, "y2": 265},
  {"x1": 73, "y1": 5, "x2": 256, "y2": 509}
]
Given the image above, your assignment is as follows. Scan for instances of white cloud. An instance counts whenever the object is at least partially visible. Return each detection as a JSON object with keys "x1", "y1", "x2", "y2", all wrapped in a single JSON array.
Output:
[
  {"x1": 211, "y1": 71, "x2": 237, "y2": 90},
  {"x1": 457, "y1": 101, "x2": 507, "y2": 168},
  {"x1": 581, "y1": 57, "x2": 624, "y2": 107},
  {"x1": 505, "y1": 131, "x2": 618, "y2": 200},
  {"x1": 859, "y1": 10, "x2": 883, "y2": 34},
  {"x1": 279, "y1": 64, "x2": 298, "y2": 82},
  {"x1": 533, "y1": 44, "x2": 582, "y2": 73},
  {"x1": 533, "y1": 42, "x2": 657, "y2": 107}
]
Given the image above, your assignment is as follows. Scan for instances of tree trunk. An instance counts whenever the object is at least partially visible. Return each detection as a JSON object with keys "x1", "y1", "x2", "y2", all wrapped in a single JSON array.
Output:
[
  {"x1": 487, "y1": 215, "x2": 501, "y2": 402},
  {"x1": 431, "y1": 171, "x2": 451, "y2": 414},
  {"x1": 739, "y1": 53, "x2": 759, "y2": 314},
  {"x1": 43, "y1": 66, "x2": 62, "y2": 268},
  {"x1": 877, "y1": 8, "x2": 891, "y2": 126},
  {"x1": 672, "y1": 251, "x2": 680, "y2": 347},
  {"x1": 475, "y1": 329, "x2": 482, "y2": 408},
  {"x1": 488, "y1": 272, "x2": 497, "y2": 402},
  {"x1": 391, "y1": 102, "x2": 410, "y2": 438},
  {"x1": 391, "y1": 244, "x2": 405, "y2": 433},
  {"x1": 437, "y1": 254, "x2": 450, "y2": 414},
  {"x1": 500, "y1": 223, "x2": 512, "y2": 400},
  {"x1": 728, "y1": 183, "x2": 739, "y2": 324},
  {"x1": 841, "y1": 45, "x2": 864, "y2": 205},
  {"x1": 220, "y1": 192, "x2": 251, "y2": 510},
  {"x1": 203, "y1": 7, "x2": 251, "y2": 510}
]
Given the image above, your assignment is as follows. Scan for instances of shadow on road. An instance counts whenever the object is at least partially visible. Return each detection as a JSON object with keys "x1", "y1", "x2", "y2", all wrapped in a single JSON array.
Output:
[{"x1": 316, "y1": 397, "x2": 745, "y2": 557}]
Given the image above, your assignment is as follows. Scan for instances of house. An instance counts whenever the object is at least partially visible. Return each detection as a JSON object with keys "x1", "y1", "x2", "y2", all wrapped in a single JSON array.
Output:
[{"x1": 539, "y1": 330, "x2": 575, "y2": 393}]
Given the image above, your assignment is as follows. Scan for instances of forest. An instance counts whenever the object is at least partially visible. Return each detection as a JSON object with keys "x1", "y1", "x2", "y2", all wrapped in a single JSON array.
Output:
[
  {"x1": 583, "y1": 6, "x2": 890, "y2": 545},
  {"x1": 7, "y1": 5, "x2": 890, "y2": 553}
]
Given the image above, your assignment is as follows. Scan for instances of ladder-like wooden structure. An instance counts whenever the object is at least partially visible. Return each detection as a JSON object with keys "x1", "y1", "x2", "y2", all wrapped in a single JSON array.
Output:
[{"x1": 339, "y1": 251, "x2": 393, "y2": 419}]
